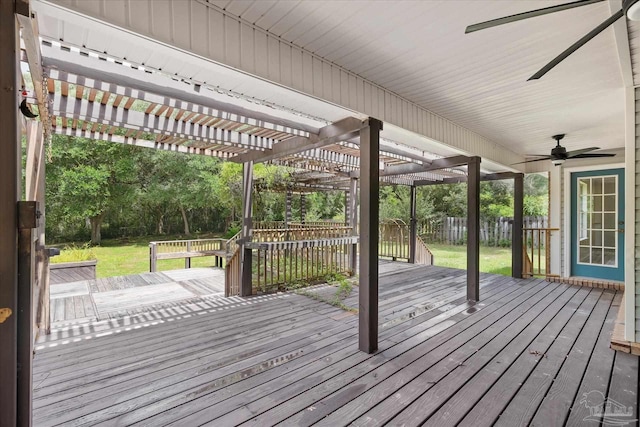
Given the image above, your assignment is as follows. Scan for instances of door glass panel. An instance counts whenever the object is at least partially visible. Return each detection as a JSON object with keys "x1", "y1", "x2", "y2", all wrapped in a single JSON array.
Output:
[
  {"x1": 604, "y1": 213, "x2": 615, "y2": 229},
  {"x1": 603, "y1": 177, "x2": 615, "y2": 194},
  {"x1": 579, "y1": 247, "x2": 590, "y2": 263},
  {"x1": 592, "y1": 213, "x2": 602, "y2": 229},
  {"x1": 604, "y1": 195, "x2": 615, "y2": 212},
  {"x1": 604, "y1": 231, "x2": 616, "y2": 248},
  {"x1": 592, "y1": 178, "x2": 602, "y2": 194},
  {"x1": 604, "y1": 249, "x2": 616, "y2": 265},
  {"x1": 593, "y1": 195, "x2": 602, "y2": 211},
  {"x1": 576, "y1": 174, "x2": 618, "y2": 267}
]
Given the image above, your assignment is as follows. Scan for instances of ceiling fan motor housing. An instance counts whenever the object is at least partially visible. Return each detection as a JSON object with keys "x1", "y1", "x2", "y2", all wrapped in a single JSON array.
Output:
[{"x1": 551, "y1": 145, "x2": 567, "y2": 159}]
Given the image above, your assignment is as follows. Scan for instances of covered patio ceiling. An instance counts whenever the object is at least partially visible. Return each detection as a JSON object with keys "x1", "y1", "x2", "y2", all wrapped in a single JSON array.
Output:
[
  {"x1": 206, "y1": 0, "x2": 629, "y2": 158},
  {"x1": 29, "y1": 0, "x2": 635, "y2": 175}
]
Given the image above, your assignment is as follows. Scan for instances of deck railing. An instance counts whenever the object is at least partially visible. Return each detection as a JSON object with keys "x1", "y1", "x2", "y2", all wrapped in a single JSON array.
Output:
[
  {"x1": 244, "y1": 236, "x2": 358, "y2": 294},
  {"x1": 149, "y1": 238, "x2": 229, "y2": 272},
  {"x1": 252, "y1": 226, "x2": 353, "y2": 243},
  {"x1": 379, "y1": 220, "x2": 433, "y2": 265},
  {"x1": 522, "y1": 227, "x2": 559, "y2": 278},
  {"x1": 415, "y1": 235, "x2": 434, "y2": 265},
  {"x1": 253, "y1": 220, "x2": 343, "y2": 230},
  {"x1": 224, "y1": 244, "x2": 242, "y2": 297}
]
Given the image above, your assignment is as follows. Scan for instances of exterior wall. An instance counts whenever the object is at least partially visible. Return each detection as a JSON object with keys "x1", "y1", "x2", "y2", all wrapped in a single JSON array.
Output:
[{"x1": 43, "y1": 0, "x2": 524, "y2": 167}]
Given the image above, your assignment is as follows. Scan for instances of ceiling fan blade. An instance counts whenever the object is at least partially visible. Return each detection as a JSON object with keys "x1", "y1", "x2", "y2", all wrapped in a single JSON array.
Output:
[
  {"x1": 570, "y1": 153, "x2": 616, "y2": 158},
  {"x1": 465, "y1": 0, "x2": 604, "y2": 33},
  {"x1": 565, "y1": 147, "x2": 600, "y2": 157},
  {"x1": 528, "y1": 9, "x2": 624, "y2": 80},
  {"x1": 512, "y1": 156, "x2": 552, "y2": 165}
]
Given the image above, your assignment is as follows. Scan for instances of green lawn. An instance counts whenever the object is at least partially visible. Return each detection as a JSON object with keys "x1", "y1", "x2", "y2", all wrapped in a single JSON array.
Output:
[
  {"x1": 427, "y1": 243, "x2": 513, "y2": 276},
  {"x1": 53, "y1": 235, "x2": 518, "y2": 279},
  {"x1": 52, "y1": 233, "x2": 224, "y2": 278}
]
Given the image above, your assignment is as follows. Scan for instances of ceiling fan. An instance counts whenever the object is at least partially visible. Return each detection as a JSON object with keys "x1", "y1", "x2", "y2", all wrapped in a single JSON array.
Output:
[
  {"x1": 466, "y1": 0, "x2": 640, "y2": 80},
  {"x1": 513, "y1": 134, "x2": 615, "y2": 166}
]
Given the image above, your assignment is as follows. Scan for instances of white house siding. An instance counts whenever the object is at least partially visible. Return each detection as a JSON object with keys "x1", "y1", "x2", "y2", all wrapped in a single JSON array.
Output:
[{"x1": 44, "y1": 0, "x2": 523, "y2": 168}]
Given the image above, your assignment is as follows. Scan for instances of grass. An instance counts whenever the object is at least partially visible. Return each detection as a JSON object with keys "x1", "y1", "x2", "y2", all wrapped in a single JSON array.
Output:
[
  {"x1": 53, "y1": 233, "x2": 526, "y2": 279},
  {"x1": 428, "y1": 243, "x2": 549, "y2": 276},
  {"x1": 52, "y1": 233, "x2": 224, "y2": 278},
  {"x1": 427, "y1": 242, "x2": 525, "y2": 276}
]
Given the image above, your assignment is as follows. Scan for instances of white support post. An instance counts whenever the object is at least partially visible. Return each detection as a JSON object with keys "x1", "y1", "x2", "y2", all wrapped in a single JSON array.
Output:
[{"x1": 624, "y1": 87, "x2": 636, "y2": 342}]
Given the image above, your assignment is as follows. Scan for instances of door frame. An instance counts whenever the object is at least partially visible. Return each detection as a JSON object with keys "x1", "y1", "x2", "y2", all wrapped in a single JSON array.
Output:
[{"x1": 563, "y1": 162, "x2": 624, "y2": 278}]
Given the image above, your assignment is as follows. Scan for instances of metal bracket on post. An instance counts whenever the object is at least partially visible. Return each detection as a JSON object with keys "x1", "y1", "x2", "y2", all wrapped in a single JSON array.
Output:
[{"x1": 17, "y1": 200, "x2": 38, "y2": 427}]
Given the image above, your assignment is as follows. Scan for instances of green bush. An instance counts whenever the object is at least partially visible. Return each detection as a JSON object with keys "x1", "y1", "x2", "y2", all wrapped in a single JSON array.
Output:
[
  {"x1": 51, "y1": 243, "x2": 97, "y2": 263},
  {"x1": 224, "y1": 225, "x2": 241, "y2": 239}
]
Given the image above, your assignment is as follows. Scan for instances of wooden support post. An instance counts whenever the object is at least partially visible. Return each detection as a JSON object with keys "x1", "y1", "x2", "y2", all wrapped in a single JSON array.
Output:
[
  {"x1": 512, "y1": 173, "x2": 524, "y2": 279},
  {"x1": 285, "y1": 190, "x2": 292, "y2": 242},
  {"x1": 359, "y1": 118, "x2": 382, "y2": 354},
  {"x1": 149, "y1": 244, "x2": 157, "y2": 272},
  {"x1": 409, "y1": 185, "x2": 417, "y2": 264},
  {"x1": 467, "y1": 157, "x2": 481, "y2": 301},
  {"x1": 348, "y1": 177, "x2": 358, "y2": 275},
  {"x1": 300, "y1": 193, "x2": 306, "y2": 223},
  {"x1": 285, "y1": 190, "x2": 292, "y2": 226},
  {"x1": 185, "y1": 241, "x2": 191, "y2": 269},
  {"x1": 17, "y1": 201, "x2": 37, "y2": 427},
  {"x1": 0, "y1": 2, "x2": 21, "y2": 424},
  {"x1": 25, "y1": 120, "x2": 49, "y2": 337},
  {"x1": 240, "y1": 161, "x2": 254, "y2": 297}
]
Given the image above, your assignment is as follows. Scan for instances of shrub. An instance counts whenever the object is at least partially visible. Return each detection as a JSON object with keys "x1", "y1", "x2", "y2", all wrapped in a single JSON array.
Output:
[
  {"x1": 224, "y1": 225, "x2": 241, "y2": 239},
  {"x1": 51, "y1": 243, "x2": 97, "y2": 264}
]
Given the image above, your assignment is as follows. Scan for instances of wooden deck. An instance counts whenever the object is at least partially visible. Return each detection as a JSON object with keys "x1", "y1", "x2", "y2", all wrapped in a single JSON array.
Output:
[
  {"x1": 49, "y1": 268, "x2": 225, "y2": 325},
  {"x1": 33, "y1": 262, "x2": 638, "y2": 426}
]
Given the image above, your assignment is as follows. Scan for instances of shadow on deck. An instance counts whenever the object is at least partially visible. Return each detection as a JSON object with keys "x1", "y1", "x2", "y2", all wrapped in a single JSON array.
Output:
[
  {"x1": 48, "y1": 267, "x2": 225, "y2": 327},
  {"x1": 33, "y1": 262, "x2": 638, "y2": 426}
]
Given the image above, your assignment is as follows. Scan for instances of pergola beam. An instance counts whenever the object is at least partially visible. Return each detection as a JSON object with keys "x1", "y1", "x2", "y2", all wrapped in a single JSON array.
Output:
[
  {"x1": 52, "y1": 127, "x2": 236, "y2": 158},
  {"x1": 50, "y1": 95, "x2": 279, "y2": 151},
  {"x1": 413, "y1": 171, "x2": 522, "y2": 186},
  {"x1": 230, "y1": 117, "x2": 364, "y2": 164},
  {"x1": 42, "y1": 43, "x2": 315, "y2": 136},
  {"x1": 349, "y1": 155, "x2": 470, "y2": 178}
]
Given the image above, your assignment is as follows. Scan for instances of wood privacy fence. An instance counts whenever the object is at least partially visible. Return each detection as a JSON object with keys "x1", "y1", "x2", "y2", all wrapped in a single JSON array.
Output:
[{"x1": 420, "y1": 216, "x2": 548, "y2": 247}]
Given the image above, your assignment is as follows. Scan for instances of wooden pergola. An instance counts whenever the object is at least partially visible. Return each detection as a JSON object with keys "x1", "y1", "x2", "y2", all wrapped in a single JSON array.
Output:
[
  {"x1": 0, "y1": 4, "x2": 530, "y2": 424},
  {"x1": 18, "y1": 37, "x2": 529, "y2": 354}
]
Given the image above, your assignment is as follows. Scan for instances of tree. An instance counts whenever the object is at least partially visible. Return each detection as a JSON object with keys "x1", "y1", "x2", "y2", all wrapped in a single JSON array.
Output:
[{"x1": 46, "y1": 135, "x2": 137, "y2": 245}]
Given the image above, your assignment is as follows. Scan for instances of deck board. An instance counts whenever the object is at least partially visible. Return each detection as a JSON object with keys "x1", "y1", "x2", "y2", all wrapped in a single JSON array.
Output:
[{"x1": 32, "y1": 263, "x2": 638, "y2": 426}]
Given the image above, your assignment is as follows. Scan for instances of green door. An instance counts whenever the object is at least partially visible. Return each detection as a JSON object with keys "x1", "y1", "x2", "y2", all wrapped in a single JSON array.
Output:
[{"x1": 570, "y1": 169, "x2": 624, "y2": 281}]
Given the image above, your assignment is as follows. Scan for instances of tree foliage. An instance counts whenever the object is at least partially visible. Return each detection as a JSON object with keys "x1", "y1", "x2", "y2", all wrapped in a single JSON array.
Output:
[{"x1": 44, "y1": 135, "x2": 549, "y2": 244}]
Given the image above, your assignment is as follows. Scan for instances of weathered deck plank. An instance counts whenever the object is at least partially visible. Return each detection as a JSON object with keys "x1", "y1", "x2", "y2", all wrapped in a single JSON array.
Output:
[{"x1": 32, "y1": 264, "x2": 637, "y2": 427}]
